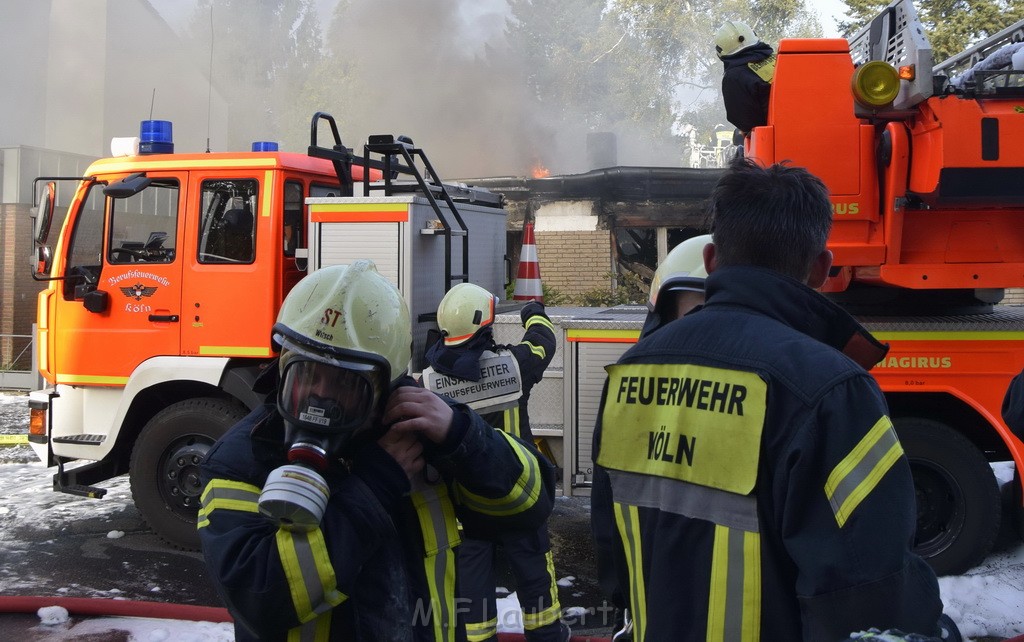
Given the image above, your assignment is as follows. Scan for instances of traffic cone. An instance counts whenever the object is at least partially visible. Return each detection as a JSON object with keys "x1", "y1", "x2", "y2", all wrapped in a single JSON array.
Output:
[{"x1": 513, "y1": 222, "x2": 543, "y2": 302}]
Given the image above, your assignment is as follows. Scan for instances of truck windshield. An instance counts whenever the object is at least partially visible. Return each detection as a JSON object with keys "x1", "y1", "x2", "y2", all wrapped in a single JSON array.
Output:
[{"x1": 108, "y1": 179, "x2": 179, "y2": 265}]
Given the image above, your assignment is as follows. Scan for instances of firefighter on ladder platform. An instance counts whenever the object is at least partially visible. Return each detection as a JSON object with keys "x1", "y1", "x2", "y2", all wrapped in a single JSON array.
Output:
[
  {"x1": 197, "y1": 261, "x2": 555, "y2": 641},
  {"x1": 423, "y1": 283, "x2": 570, "y2": 642}
]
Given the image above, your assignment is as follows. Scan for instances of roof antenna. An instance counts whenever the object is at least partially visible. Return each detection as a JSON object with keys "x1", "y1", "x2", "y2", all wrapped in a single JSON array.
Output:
[
  {"x1": 205, "y1": 4, "x2": 214, "y2": 153},
  {"x1": 149, "y1": 88, "x2": 156, "y2": 120}
]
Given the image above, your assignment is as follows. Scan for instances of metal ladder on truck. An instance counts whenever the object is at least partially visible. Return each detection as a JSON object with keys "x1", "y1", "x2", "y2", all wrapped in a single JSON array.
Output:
[{"x1": 307, "y1": 111, "x2": 501, "y2": 294}]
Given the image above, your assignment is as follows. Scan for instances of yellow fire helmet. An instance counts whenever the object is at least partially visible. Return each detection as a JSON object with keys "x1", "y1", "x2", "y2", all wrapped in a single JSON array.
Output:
[
  {"x1": 273, "y1": 259, "x2": 411, "y2": 385},
  {"x1": 647, "y1": 234, "x2": 712, "y2": 311},
  {"x1": 436, "y1": 282, "x2": 498, "y2": 346},
  {"x1": 715, "y1": 20, "x2": 760, "y2": 58}
]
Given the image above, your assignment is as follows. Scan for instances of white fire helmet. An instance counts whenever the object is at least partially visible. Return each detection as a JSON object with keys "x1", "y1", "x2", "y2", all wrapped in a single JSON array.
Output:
[
  {"x1": 715, "y1": 20, "x2": 760, "y2": 58},
  {"x1": 647, "y1": 234, "x2": 712, "y2": 312},
  {"x1": 272, "y1": 260, "x2": 411, "y2": 441},
  {"x1": 436, "y1": 282, "x2": 498, "y2": 346}
]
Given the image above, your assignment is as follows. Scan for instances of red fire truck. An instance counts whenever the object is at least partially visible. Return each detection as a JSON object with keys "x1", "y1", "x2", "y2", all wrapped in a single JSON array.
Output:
[{"x1": 27, "y1": 114, "x2": 507, "y2": 549}]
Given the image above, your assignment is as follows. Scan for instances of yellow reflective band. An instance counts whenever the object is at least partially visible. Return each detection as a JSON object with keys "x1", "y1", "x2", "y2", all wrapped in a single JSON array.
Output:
[
  {"x1": 414, "y1": 485, "x2": 459, "y2": 642},
  {"x1": 522, "y1": 340, "x2": 547, "y2": 360},
  {"x1": 199, "y1": 345, "x2": 273, "y2": 357},
  {"x1": 524, "y1": 315, "x2": 555, "y2": 333},
  {"x1": 523, "y1": 602, "x2": 561, "y2": 629},
  {"x1": 276, "y1": 528, "x2": 347, "y2": 624},
  {"x1": 93, "y1": 157, "x2": 278, "y2": 172},
  {"x1": 599, "y1": 363, "x2": 767, "y2": 495},
  {"x1": 455, "y1": 430, "x2": 541, "y2": 515},
  {"x1": 261, "y1": 170, "x2": 274, "y2": 217},
  {"x1": 872, "y1": 330, "x2": 1024, "y2": 341},
  {"x1": 523, "y1": 550, "x2": 561, "y2": 630},
  {"x1": 197, "y1": 479, "x2": 261, "y2": 529},
  {"x1": 287, "y1": 612, "x2": 332, "y2": 642},
  {"x1": 422, "y1": 550, "x2": 457, "y2": 642},
  {"x1": 412, "y1": 485, "x2": 461, "y2": 556},
  {"x1": 58, "y1": 374, "x2": 130, "y2": 385},
  {"x1": 742, "y1": 530, "x2": 762, "y2": 642},
  {"x1": 466, "y1": 618, "x2": 498, "y2": 641},
  {"x1": 707, "y1": 526, "x2": 762, "y2": 642},
  {"x1": 310, "y1": 202, "x2": 408, "y2": 213},
  {"x1": 614, "y1": 502, "x2": 646, "y2": 642},
  {"x1": 825, "y1": 416, "x2": 903, "y2": 527},
  {"x1": 503, "y1": 406, "x2": 521, "y2": 438},
  {"x1": 566, "y1": 328, "x2": 640, "y2": 343}
]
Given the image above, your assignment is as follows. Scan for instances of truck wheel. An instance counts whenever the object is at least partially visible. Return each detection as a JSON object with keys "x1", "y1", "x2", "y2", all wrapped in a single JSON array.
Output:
[
  {"x1": 129, "y1": 397, "x2": 248, "y2": 550},
  {"x1": 894, "y1": 417, "x2": 1001, "y2": 576}
]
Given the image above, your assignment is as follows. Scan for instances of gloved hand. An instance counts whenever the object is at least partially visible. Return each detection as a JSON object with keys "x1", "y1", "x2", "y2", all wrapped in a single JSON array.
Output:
[{"x1": 520, "y1": 301, "x2": 546, "y2": 324}]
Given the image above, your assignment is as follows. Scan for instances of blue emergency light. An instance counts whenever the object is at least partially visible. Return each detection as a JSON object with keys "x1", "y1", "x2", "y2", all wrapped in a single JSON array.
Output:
[
  {"x1": 139, "y1": 120, "x2": 174, "y2": 155},
  {"x1": 252, "y1": 141, "x2": 279, "y2": 152}
]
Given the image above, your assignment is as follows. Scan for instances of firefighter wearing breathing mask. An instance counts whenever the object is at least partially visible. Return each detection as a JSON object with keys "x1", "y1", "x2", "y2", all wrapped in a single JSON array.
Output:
[
  {"x1": 422, "y1": 284, "x2": 568, "y2": 642},
  {"x1": 198, "y1": 260, "x2": 555, "y2": 642}
]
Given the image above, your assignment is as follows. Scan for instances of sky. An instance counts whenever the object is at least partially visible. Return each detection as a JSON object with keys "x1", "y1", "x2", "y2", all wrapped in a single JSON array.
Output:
[{"x1": 1, "y1": 393, "x2": 1023, "y2": 640}]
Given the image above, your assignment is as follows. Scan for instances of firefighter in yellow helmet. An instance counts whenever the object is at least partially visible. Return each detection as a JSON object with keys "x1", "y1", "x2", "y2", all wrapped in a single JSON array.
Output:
[
  {"x1": 198, "y1": 260, "x2": 555, "y2": 641},
  {"x1": 422, "y1": 283, "x2": 569, "y2": 642},
  {"x1": 715, "y1": 20, "x2": 776, "y2": 134},
  {"x1": 641, "y1": 233, "x2": 712, "y2": 338}
]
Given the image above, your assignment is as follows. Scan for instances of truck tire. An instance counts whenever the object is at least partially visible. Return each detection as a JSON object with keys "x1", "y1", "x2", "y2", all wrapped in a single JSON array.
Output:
[
  {"x1": 894, "y1": 417, "x2": 1001, "y2": 576},
  {"x1": 129, "y1": 397, "x2": 248, "y2": 550}
]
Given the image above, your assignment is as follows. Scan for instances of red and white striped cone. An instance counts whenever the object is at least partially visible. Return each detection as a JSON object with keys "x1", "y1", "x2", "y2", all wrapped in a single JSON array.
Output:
[{"x1": 513, "y1": 222, "x2": 543, "y2": 302}]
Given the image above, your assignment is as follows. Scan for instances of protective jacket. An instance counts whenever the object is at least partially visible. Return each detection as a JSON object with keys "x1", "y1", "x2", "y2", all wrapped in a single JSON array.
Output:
[
  {"x1": 721, "y1": 41, "x2": 775, "y2": 133},
  {"x1": 424, "y1": 304, "x2": 562, "y2": 641},
  {"x1": 591, "y1": 266, "x2": 943, "y2": 641},
  {"x1": 425, "y1": 305, "x2": 556, "y2": 443},
  {"x1": 199, "y1": 385, "x2": 555, "y2": 642}
]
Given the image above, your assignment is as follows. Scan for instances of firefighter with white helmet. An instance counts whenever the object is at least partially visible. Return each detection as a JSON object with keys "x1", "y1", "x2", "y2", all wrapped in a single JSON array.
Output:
[
  {"x1": 715, "y1": 19, "x2": 776, "y2": 134},
  {"x1": 642, "y1": 233, "x2": 712, "y2": 338},
  {"x1": 198, "y1": 260, "x2": 555, "y2": 641},
  {"x1": 423, "y1": 283, "x2": 569, "y2": 642}
]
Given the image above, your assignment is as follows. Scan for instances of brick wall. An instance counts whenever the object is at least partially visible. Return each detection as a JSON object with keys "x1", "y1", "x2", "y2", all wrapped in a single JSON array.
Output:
[
  {"x1": 1, "y1": 203, "x2": 46, "y2": 368},
  {"x1": 534, "y1": 230, "x2": 612, "y2": 299},
  {"x1": 1003, "y1": 289, "x2": 1024, "y2": 306}
]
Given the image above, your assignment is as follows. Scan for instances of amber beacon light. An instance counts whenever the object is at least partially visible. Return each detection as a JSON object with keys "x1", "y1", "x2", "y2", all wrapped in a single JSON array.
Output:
[{"x1": 851, "y1": 60, "x2": 901, "y2": 108}]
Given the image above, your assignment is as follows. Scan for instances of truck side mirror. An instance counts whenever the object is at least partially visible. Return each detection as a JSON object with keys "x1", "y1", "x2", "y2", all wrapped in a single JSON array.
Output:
[
  {"x1": 31, "y1": 245, "x2": 52, "y2": 276},
  {"x1": 32, "y1": 181, "x2": 56, "y2": 246},
  {"x1": 30, "y1": 182, "x2": 56, "y2": 279}
]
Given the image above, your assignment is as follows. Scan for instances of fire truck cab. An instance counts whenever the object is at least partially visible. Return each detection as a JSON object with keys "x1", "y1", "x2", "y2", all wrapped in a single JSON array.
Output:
[{"x1": 27, "y1": 114, "x2": 508, "y2": 549}]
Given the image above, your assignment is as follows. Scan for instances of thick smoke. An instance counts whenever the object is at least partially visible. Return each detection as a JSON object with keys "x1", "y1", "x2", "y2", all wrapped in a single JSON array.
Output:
[{"x1": 322, "y1": 0, "x2": 684, "y2": 178}]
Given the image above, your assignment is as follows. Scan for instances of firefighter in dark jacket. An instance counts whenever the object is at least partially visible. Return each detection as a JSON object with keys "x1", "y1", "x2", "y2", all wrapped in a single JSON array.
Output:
[
  {"x1": 422, "y1": 283, "x2": 568, "y2": 642},
  {"x1": 716, "y1": 20, "x2": 775, "y2": 134},
  {"x1": 595, "y1": 233, "x2": 712, "y2": 639},
  {"x1": 198, "y1": 260, "x2": 555, "y2": 642},
  {"x1": 590, "y1": 161, "x2": 951, "y2": 640}
]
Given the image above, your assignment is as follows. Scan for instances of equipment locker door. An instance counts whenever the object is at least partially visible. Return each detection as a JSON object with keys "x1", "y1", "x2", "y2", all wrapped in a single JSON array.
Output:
[{"x1": 52, "y1": 174, "x2": 185, "y2": 385}]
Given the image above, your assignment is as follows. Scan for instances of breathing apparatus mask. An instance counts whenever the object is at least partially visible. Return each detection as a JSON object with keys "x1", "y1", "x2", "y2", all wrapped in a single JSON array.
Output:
[
  {"x1": 276, "y1": 337, "x2": 391, "y2": 461},
  {"x1": 257, "y1": 260, "x2": 412, "y2": 531}
]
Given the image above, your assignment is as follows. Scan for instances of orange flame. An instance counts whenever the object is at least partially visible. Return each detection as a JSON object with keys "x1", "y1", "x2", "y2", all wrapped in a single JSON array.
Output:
[{"x1": 531, "y1": 162, "x2": 550, "y2": 179}]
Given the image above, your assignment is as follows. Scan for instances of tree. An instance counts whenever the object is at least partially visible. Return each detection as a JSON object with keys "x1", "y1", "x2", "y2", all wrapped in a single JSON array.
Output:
[
  {"x1": 184, "y1": 0, "x2": 325, "y2": 152},
  {"x1": 838, "y1": 0, "x2": 1024, "y2": 63},
  {"x1": 601, "y1": 0, "x2": 821, "y2": 149}
]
